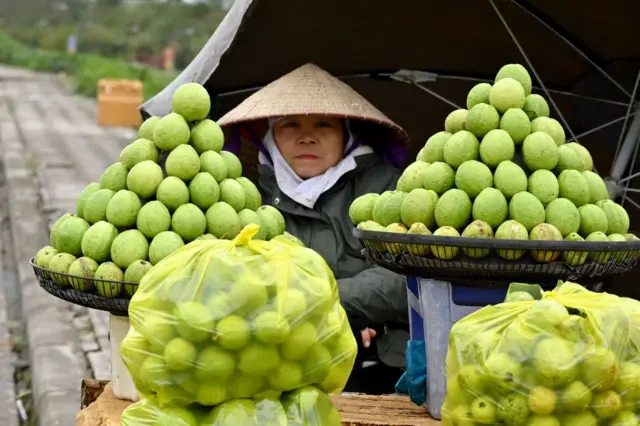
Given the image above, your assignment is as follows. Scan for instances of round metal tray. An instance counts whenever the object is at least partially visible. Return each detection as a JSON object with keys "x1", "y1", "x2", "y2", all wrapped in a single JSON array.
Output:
[
  {"x1": 31, "y1": 258, "x2": 137, "y2": 316},
  {"x1": 354, "y1": 229, "x2": 640, "y2": 288}
]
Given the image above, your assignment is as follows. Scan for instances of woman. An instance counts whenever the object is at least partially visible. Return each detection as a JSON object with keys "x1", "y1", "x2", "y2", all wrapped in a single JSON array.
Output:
[{"x1": 217, "y1": 63, "x2": 410, "y2": 394}]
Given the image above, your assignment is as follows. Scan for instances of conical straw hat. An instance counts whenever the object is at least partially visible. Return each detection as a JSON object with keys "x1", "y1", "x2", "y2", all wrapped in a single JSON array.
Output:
[{"x1": 217, "y1": 63, "x2": 408, "y2": 142}]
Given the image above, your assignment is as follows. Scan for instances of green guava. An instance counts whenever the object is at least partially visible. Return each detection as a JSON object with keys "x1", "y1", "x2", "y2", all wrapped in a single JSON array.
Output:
[
  {"x1": 148, "y1": 231, "x2": 185, "y2": 265},
  {"x1": 119, "y1": 138, "x2": 159, "y2": 169},
  {"x1": 523, "y1": 94, "x2": 550, "y2": 119},
  {"x1": 420, "y1": 131, "x2": 452, "y2": 163},
  {"x1": 562, "y1": 232, "x2": 588, "y2": 266},
  {"x1": 110, "y1": 229, "x2": 149, "y2": 269},
  {"x1": 431, "y1": 226, "x2": 460, "y2": 260},
  {"x1": 495, "y1": 220, "x2": 529, "y2": 260},
  {"x1": 349, "y1": 193, "x2": 380, "y2": 225},
  {"x1": 545, "y1": 198, "x2": 580, "y2": 237},
  {"x1": 499, "y1": 108, "x2": 531, "y2": 144},
  {"x1": 136, "y1": 200, "x2": 171, "y2": 239},
  {"x1": 566, "y1": 143, "x2": 594, "y2": 172},
  {"x1": 578, "y1": 204, "x2": 608, "y2": 236},
  {"x1": 597, "y1": 200, "x2": 629, "y2": 235},
  {"x1": 401, "y1": 188, "x2": 437, "y2": 229},
  {"x1": 76, "y1": 182, "x2": 100, "y2": 219},
  {"x1": 494, "y1": 161, "x2": 528, "y2": 198},
  {"x1": 479, "y1": 128, "x2": 515, "y2": 166},
  {"x1": 190, "y1": 119, "x2": 224, "y2": 154},
  {"x1": 531, "y1": 117, "x2": 566, "y2": 146},
  {"x1": 171, "y1": 82, "x2": 210, "y2": 122},
  {"x1": 199, "y1": 150, "x2": 228, "y2": 182},
  {"x1": 83, "y1": 189, "x2": 116, "y2": 224},
  {"x1": 127, "y1": 160, "x2": 164, "y2": 199},
  {"x1": 466, "y1": 83, "x2": 492, "y2": 109},
  {"x1": 397, "y1": 161, "x2": 430, "y2": 192},
  {"x1": 465, "y1": 103, "x2": 500, "y2": 138},
  {"x1": 106, "y1": 189, "x2": 142, "y2": 228},
  {"x1": 528, "y1": 170, "x2": 559, "y2": 205},
  {"x1": 54, "y1": 215, "x2": 90, "y2": 256},
  {"x1": 171, "y1": 203, "x2": 207, "y2": 241},
  {"x1": 422, "y1": 161, "x2": 455, "y2": 195},
  {"x1": 489, "y1": 77, "x2": 526, "y2": 113},
  {"x1": 156, "y1": 176, "x2": 190, "y2": 211},
  {"x1": 137, "y1": 116, "x2": 160, "y2": 141},
  {"x1": 153, "y1": 112, "x2": 190, "y2": 151},
  {"x1": 461, "y1": 220, "x2": 493, "y2": 258},
  {"x1": 35, "y1": 246, "x2": 58, "y2": 269},
  {"x1": 530, "y1": 223, "x2": 563, "y2": 262},
  {"x1": 165, "y1": 144, "x2": 201, "y2": 182},
  {"x1": 443, "y1": 130, "x2": 479, "y2": 168},
  {"x1": 558, "y1": 170, "x2": 590, "y2": 207},
  {"x1": 555, "y1": 144, "x2": 582, "y2": 172},
  {"x1": 582, "y1": 171, "x2": 609, "y2": 204},
  {"x1": 444, "y1": 109, "x2": 468, "y2": 134},
  {"x1": 81, "y1": 220, "x2": 118, "y2": 263},
  {"x1": 434, "y1": 189, "x2": 472, "y2": 230},
  {"x1": 522, "y1": 132, "x2": 560, "y2": 171},
  {"x1": 372, "y1": 191, "x2": 406, "y2": 226},
  {"x1": 236, "y1": 177, "x2": 262, "y2": 210},
  {"x1": 219, "y1": 151, "x2": 243, "y2": 179},
  {"x1": 454, "y1": 160, "x2": 493, "y2": 198},
  {"x1": 508, "y1": 191, "x2": 545, "y2": 231},
  {"x1": 472, "y1": 187, "x2": 508, "y2": 228},
  {"x1": 495, "y1": 63, "x2": 532, "y2": 95}
]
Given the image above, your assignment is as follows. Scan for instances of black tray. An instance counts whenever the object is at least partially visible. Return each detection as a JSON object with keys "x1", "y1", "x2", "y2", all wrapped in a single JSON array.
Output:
[
  {"x1": 31, "y1": 258, "x2": 137, "y2": 316},
  {"x1": 354, "y1": 229, "x2": 640, "y2": 289}
]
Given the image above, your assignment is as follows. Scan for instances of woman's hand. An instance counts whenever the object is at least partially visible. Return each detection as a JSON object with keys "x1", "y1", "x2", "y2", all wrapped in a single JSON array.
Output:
[{"x1": 360, "y1": 327, "x2": 377, "y2": 348}]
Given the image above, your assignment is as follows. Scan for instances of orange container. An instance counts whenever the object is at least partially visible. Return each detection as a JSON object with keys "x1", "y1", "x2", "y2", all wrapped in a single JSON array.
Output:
[{"x1": 97, "y1": 79, "x2": 144, "y2": 128}]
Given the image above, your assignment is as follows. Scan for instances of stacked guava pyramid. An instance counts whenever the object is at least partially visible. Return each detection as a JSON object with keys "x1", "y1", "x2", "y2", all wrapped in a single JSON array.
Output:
[
  {"x1": 33, "y1": 82, "x2": 286, "y2": 297},
  {"x1": 350, "y1": 63, "x2": 638, "y2": 264}
]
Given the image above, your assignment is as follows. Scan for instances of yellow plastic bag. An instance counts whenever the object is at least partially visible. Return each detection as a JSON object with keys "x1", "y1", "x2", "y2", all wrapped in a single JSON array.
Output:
[
  {"x1": 282, "y1": 385, "x2": 342, "y2": 426},
  {"x1": 121, "y1": 397, "x2": 206, "y2": 425},
  {"x1": 120, "y1": 224, "x2": 357, "y2": 408},
  {"x1": 121, "y1": 386, "x2": 341, "y2": 426},
  {"x1": 442, "y1": 281, "x2": 640, "y2": 426}
]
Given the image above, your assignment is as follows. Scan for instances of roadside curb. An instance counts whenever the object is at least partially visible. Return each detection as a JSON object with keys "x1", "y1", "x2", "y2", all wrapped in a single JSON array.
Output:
[{"x1": 0, "y1": 101, "x2": 83, "y2": 425}]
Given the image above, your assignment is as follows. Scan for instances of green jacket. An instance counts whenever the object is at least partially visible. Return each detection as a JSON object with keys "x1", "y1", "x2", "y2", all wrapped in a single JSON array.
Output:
[{"x1": 257, "y1": 153, "x2": 409, "y2": 368}]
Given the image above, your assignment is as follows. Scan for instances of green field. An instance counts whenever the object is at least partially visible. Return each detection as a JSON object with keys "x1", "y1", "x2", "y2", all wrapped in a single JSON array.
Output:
[{"x1": 0, "y1": 32, "x2": 176, "y2": 101}]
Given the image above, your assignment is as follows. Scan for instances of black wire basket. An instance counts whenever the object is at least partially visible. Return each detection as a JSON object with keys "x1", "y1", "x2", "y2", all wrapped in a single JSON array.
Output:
[
  {"x1": 31, "y1": 258, "x2": 137, "y2": 316},
  {"x1": 354, "y1": 229, "x2": 640, "y2": 289}
]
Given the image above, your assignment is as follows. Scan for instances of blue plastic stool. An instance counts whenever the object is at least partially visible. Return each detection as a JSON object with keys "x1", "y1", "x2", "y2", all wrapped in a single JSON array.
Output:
[{"x1": 406, "y1": 278, "x2": 508, "y2": 419}]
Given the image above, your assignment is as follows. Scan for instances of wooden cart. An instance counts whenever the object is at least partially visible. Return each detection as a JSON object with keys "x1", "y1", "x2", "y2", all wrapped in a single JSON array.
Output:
[{"x1": 77, "y1": 379, "x2": 440, "y2": 426}]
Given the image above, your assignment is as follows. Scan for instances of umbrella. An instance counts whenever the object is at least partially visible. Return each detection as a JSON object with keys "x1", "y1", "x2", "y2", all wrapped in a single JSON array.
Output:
[{"x1": 142, "y1": 0, "x2": 640, "y2": 291}]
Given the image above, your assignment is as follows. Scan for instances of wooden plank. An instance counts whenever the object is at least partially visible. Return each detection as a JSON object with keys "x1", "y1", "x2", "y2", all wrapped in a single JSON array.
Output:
[
  {"x1": 331, "y1": 394, "x2": 439, "y2": 426},
  {"x1": 79, "y1": 380, "x2": 440, "y2": 425}
]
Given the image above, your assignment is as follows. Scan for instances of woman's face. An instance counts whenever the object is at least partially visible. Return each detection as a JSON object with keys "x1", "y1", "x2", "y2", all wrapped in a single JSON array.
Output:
[{"x1": 272, "y1": 115, "x2": 345, "y2": 179}]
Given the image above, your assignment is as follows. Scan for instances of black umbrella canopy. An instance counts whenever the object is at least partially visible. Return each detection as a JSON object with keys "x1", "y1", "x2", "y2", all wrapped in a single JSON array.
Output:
[
  {"x1": 142, "y1": 0, "x2": 640, "y2": 295},
  {"x1": 143, "y1": 0, "x2": 638, "y2": 175}
]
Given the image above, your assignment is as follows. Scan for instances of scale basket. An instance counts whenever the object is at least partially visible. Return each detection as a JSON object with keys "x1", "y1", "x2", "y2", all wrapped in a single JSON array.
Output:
[
  {"x1": 31, "y1": 258, "x2": 137, "y2": 316},
  {"x1": 354, "y1": 229, "x2": 640, "y2": 288}
]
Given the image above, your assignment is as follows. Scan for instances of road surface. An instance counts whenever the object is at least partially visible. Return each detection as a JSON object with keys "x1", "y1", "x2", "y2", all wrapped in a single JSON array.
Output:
[{"x1": 0, "y1": 65, "x2": 138, "y2": 426}]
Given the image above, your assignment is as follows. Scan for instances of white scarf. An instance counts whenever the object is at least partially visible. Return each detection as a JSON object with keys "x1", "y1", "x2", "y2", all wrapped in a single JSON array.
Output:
[{"x1": 258, "y1": 118, "x2": 373, "y2": 209}]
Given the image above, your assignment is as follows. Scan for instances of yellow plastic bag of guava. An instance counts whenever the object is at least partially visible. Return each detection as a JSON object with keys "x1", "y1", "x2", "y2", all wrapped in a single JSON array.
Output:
[
  {"x1": 442, "y1": 281, "x2": 640, "y2": 426},
  {"x1": 121, "y1": 397, "x2": 206, "y2": 426},
  {"x1": 120, "y1": 224, "x2": 357, "y2": 408},
  {"x1": 282, "y1": 385, "x2": 342, "y2": 426}
]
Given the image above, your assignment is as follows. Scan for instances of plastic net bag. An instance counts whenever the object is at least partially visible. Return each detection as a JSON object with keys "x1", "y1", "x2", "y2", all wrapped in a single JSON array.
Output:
[
  {"x1": 121, "y1": 386, "x2": 341, "y2": 426},
  {"x1": 120, "y1": 224, "x2": 357, "y2": 407},
  {"x1": 442, "y1": 281, "x2": 640, "y2": 426}
]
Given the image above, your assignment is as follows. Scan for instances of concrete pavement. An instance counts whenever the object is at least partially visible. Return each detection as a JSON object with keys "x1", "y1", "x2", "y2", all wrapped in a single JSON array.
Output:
[{"x1": 0, "y1": 65, "x2": 137, "y2": 425}]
